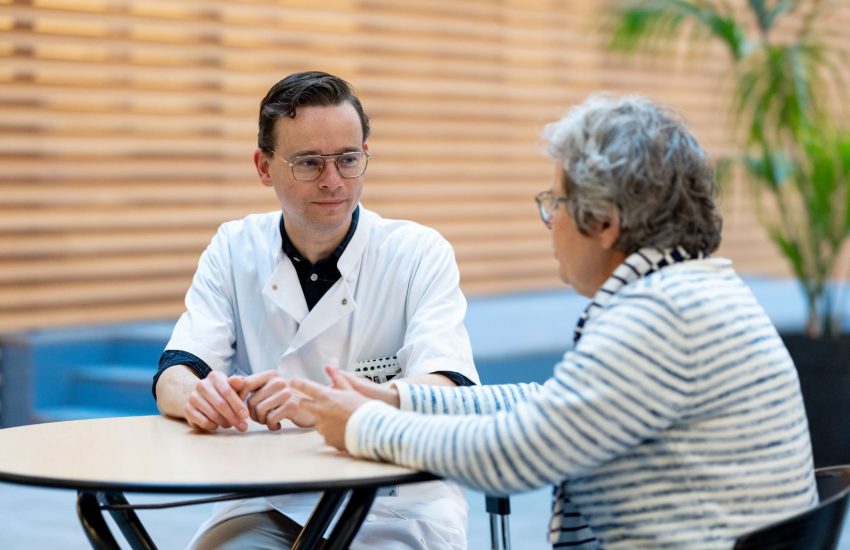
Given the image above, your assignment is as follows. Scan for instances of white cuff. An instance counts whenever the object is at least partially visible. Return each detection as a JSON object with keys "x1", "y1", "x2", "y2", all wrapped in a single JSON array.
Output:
[
  {"x1": 390, "y1": 381, "x2": 416, "y2": 411},
  {"x1": 344, "y1": 400, "x2": 388, "y2": 457}
]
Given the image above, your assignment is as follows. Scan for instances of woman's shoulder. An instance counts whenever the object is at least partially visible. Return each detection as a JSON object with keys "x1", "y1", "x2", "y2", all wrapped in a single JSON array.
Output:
[
  {"x1": 604, "y1": 258, "x2": 741, "y2": 317},
  {"x1": 628, "y1": 257, "x2": 737, "y2": 294}
]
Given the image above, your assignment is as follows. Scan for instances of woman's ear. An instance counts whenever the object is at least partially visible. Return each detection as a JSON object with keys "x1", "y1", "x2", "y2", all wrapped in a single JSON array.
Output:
[{"x1": 597, "y1": 209, "x2": 622, "y2": 250}]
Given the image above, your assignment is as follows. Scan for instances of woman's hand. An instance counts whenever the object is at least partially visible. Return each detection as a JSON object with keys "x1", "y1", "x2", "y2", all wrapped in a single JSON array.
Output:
[
  {"x1": 328, "y1": 367, "x2": 401, "y2": 408},
  {"x1": 290, "y1": 366, "x2": 372, "y2": 450}
]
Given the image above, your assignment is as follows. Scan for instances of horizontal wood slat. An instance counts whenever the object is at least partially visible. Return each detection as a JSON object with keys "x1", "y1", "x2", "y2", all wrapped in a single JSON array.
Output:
[{"x1": 1, "y1": 0, "x2": 848, "y2": 332}]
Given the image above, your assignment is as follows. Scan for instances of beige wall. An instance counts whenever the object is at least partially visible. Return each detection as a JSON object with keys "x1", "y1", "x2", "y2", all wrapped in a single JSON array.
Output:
[{"x1": 1, "y1": 0, "x2": 848, "y2": 332}]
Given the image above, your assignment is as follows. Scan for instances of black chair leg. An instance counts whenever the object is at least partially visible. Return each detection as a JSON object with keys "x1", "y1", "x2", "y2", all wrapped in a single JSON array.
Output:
[{"x1": 486, "y1": 495, "x2": 511, "y2": 550}]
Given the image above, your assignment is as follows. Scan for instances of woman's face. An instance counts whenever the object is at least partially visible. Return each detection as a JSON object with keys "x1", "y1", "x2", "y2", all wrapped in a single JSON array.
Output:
[{"x1": 548, "y1": 165, "x2": 626, "y2": 297}]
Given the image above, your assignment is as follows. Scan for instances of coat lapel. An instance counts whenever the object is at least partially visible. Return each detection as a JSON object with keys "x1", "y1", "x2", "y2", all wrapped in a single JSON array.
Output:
[
  {"x1": 262, "y1": 259, "x2": 308, "y2": 323},
  {"x1": 268, "y1": 206, "x2": 373, "y2": 355}
]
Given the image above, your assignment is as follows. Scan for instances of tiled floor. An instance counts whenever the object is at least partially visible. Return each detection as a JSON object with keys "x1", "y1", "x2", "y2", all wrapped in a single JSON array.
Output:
[
  {"x1": 0, "y1": 482, "x2": 552, "y2": 549},
  {"x1": 2, "y1": 481, "x2": 848, "y2": 549}
]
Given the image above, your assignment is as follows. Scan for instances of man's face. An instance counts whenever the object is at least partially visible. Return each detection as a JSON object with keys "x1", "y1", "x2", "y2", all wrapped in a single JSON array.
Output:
[{"x1": 257, "y1": 102, "x2": 366, "y2": 242}]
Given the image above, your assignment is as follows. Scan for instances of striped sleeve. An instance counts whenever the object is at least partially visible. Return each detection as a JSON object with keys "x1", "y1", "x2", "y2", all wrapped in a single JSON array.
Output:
[
  {"x1": 393, "y1": 380, "x2": 543, "y2": 415},
  {"x1": 346, "y1": 289, "x2": 696, "y2": 494}
]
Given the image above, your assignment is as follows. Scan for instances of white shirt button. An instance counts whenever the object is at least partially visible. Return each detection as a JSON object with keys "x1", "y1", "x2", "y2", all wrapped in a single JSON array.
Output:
[
  {"x1": 271, "y1": 284, "x2": 278, "y2": 290},
  {"x1": 309, "y1": 273, "x2": 318, "y2": 282},
  {"x1": 366, "y1": 514, "x2": 376, "y2": 522}
]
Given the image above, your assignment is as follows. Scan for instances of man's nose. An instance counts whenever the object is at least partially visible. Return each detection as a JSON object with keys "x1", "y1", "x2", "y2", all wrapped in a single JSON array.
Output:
[{"x1": 317, "y1": 162, "x2": 345, "y2": 190}]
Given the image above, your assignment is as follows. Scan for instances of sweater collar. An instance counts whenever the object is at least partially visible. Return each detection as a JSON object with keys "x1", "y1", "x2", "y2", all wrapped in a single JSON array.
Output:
[{"x1": 572, "y1": 246, "x2": 704, "y2": 344}]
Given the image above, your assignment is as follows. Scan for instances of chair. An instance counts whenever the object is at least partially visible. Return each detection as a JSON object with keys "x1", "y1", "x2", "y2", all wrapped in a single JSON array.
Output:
[{"x1": 733, "y1": 465, "x2": 850, "y2": 549}]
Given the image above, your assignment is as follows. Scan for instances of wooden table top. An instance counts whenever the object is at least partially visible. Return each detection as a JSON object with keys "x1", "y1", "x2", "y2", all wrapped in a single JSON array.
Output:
[{"x1": 0, "y1": 415, "x2": 434, "y2": 493}]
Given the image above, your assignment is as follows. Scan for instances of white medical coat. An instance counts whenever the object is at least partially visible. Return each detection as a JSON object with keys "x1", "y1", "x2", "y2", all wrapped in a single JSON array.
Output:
[{"x1": 168, "y1": 207, "x2": 480, "y2": 549}]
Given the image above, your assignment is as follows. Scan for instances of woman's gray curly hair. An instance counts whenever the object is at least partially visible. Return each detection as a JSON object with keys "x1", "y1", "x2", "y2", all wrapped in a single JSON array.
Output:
[{"x1": 543, "y1": 94, "x2": 722, "y2": 256}]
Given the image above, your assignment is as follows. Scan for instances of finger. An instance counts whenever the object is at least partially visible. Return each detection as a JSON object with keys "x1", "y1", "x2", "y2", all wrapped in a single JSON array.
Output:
[
  {"x1": 247, "y1": 377, "x2": 288, "y2": 416},
  {"x1": 279, "y1": 399, "x2": 317, "y2": 428},
  {"x1": 189, "y1": 392, "x2": 232, "y2": 429},
  {"x1": 184, "y1": 406, "x2": 209, "y2": 431},
  {"x1": 246, "y1": 401, "x2": 260, "y2": 425},
  {"x1": 252, "y1": 395, "x2": 281, "y2": 424},
  {"x1": 217, "y1": 377, "x2": 249, "y2": 420},
  {"x1": 340, "y1": 369, "x2": 374, "y2": 392},
  {"x1": 189, "y1": 390, "x2": 230, "y2": 427},
  {"x1": 289, "y1": 378, "x2": 328, "y2": 400},
  {"x1": 299, "y1": 397, "x2": 320, "y2": 418},
  {"x1": 242, "y1": 371, "x2": 277, "y2": 394},
  {"x1": 184, "y1": 402, "x2": 219, "y2": 432},
  {"x1": 228, "y1": 375, "x2": 245, "y2": 393},
  {"x1": 325, "y1": 366, "x2": 353, "y2": 391},
  {"x1": 240, "y1": 372, "x2": 277, "y2": 406},
  {"x1": 229, "y1": 376, "x2": 255, "y2": 402},
  {"x1": 333, "y1": 368, "x2": 367, "y2": 389},
  {"x1": 266, "y1": 405, "x2": 292, "y2": 431},
  {"x1": 205, "y1": 377, "x2": 248, "y2": 429},
  {"x1": 337, "y1": 370, "x2": 389, "y2": 401}
]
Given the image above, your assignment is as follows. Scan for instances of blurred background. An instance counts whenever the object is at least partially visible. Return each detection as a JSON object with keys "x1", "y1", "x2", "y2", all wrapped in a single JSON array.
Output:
[{"x1": 4, "y1": 0, "x2": 848, "y2": 332}]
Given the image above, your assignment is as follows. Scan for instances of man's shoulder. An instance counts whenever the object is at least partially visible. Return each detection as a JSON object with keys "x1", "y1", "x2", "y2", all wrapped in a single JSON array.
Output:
[
  {"x1": 216, "y1": 211, "x2": 280, "y2": 238},
  {"x1": 362, "y1": 208, "x2": 445, "y2": 247}
]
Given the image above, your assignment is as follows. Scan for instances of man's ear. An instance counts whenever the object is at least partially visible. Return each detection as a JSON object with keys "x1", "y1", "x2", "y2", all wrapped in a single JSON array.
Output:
[
  {"x1": 597, "y1": 208, "x2": 622, "y2": 250},
  {"x1": 254, "y1": 148, "x2": 273, "y2": 187}
]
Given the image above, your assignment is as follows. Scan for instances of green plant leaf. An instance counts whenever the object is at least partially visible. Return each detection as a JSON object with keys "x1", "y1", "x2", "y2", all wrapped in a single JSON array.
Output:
[
  {"x1": 836, "y1": 131, "x2": 850, "y2": 234},
  {"x1": 743, "y1": 147, "x2": 792, "y2": 192},
  {"x1": 748, "y1": 0, "x2": 797, "y2": 33},
  {"x1": 609, "y1": 0, "x2": 749, "y2": 60},
  {"x1": 768, "y1": 229, "x2": 807, "y2": 287},
  {"x1": 606, "y1": 0, "x2": 849, "y2": 337}
]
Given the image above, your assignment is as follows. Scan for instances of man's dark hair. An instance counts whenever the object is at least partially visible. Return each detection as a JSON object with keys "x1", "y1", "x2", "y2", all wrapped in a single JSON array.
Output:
[{"x1": 257, "y1": 71, "x2": 370, "y2": 154}]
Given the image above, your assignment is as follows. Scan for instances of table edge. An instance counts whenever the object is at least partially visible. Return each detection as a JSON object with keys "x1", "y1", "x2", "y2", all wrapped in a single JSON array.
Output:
[{"x1": 0, "y1": 470, "x2": 440, "y2": 494}]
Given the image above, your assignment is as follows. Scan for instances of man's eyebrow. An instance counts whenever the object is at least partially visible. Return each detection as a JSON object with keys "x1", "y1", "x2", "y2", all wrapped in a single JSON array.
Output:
[
  {"x1": 289, "y1": 149, "x2": 321, "y2": 158},
  {"x1": 289, "y1": 146, "x2": 363, "y2": 158}
]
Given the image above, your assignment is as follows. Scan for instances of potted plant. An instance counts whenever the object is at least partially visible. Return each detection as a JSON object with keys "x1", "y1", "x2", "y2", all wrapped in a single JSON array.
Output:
[{"x1": 606, "y1": 0, "x2": 850, "y2": 466}]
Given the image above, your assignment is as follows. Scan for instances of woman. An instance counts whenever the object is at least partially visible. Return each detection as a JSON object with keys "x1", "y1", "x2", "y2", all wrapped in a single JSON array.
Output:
[{"x1": 292, "y1": 94, "x2": 817, "y2": 548}]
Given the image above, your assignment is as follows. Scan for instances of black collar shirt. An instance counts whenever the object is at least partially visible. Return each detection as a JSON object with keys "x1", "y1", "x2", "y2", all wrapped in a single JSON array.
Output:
[{"x1": 279, "y1": 206, "x2": 359, "y2": 311}]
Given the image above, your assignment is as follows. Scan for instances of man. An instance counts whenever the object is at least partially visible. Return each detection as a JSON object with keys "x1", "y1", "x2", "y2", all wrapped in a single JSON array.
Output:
[{"x1": 152, "y1": 71, "x2": 479, "y2": 549}]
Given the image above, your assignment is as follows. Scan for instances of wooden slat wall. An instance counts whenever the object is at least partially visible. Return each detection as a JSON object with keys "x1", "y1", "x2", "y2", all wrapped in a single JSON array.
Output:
[{"x1": 1, "y1": 0, "x2": 848, "y2": 332}]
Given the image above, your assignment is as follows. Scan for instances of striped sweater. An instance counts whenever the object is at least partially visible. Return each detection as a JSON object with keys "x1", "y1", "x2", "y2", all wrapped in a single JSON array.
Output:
[{"x1": 346, "y1": 253, "x2": 817, "y2": 549}]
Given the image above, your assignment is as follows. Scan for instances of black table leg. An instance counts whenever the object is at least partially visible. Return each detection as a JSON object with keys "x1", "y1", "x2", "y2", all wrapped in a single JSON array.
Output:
[
  {"x1": 324, "y1": 487, "x2": 379, "y2": 550},
  {"x1": 77, "y1": 491, "x2": 120, "y2": 550},
  {"x1": 99, "y1": 491, "x2": 157, "y2": 550},
  {"x1": 292, "y1": 489, "x2": 346, "y2": 550},
  {"x1": 76, "y1": 484, "x2": 385, "y2": 550}
]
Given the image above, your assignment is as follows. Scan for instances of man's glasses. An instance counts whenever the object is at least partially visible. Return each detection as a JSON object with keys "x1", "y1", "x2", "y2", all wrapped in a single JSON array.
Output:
[
  {"x1": 534, "y1": 190, "x2": 569, "y2": 228},
  {"x1": 270, "y1": 150, "x2": 371, "y2": 182}
]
